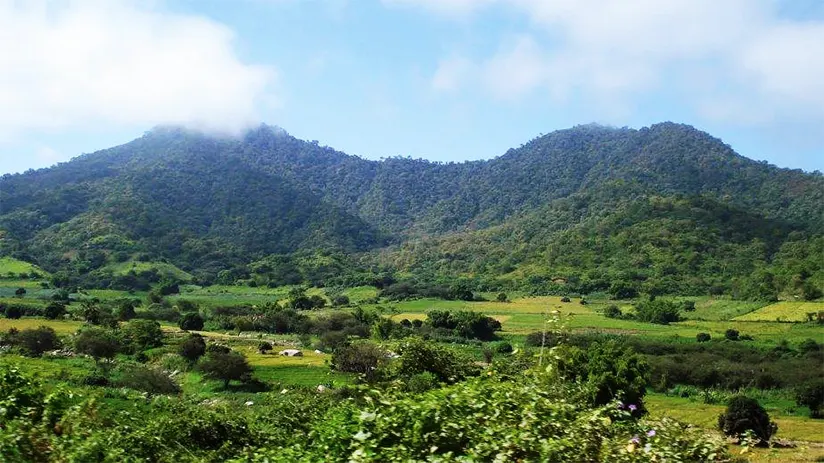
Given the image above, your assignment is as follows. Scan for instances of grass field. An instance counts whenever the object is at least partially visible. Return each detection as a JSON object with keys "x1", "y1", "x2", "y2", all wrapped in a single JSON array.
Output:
[
  {"x1": 646, "y1": 394, "x2": 824, "y2": 462},
  {"x1": 735, "y1": 301, "x2": 824, "y2": 323},
  {"x1": 0, "y1": 318, "x2": 83, "y2": 334},
  {"x1": 104, "y1": 260, "x2": 194, "y2": 281},
  {"x1": 370, "y1": 296, "x2": 823, "y2": 344},
  {"x1": 0, "y1": 256, "x2": 50, "y2": 277}
]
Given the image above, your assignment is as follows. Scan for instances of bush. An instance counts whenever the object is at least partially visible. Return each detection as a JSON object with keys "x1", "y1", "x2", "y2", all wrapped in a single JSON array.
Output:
[
  {"x1": 3, "y1": 304, "x2": 23, "y2": 319},
  {"x1": 44, "y1": 302, "x2": 67, "y2": 320},
  {"x1": 603, "y1": 305, "x2": 622, "y2": 319},
  {"x1": 494, "y1": 341, "x2": 513, "y2": 354},
  {"x1": 331, "y1": 342, "x2": 387, "y2": 383},
  {"x1": 553, "y1": 340, "x2": 649, "y2": 410},
  {"x1": 724, "y1": 329, "x2": 740, "y2": 341},
  {"x1": 5, "y1": 326, "x2": 61, "y2": 357},
  {"x1": 178, "y1": 334, "x2": 206, "y2": 363},
  {"x1": 179, "y1": 312, "x2": 204, "y2": 331},
  {"x1": 316, "y1": 331, "x2": 349, "y2": 352},
  {"x1": 426, "y1": 310, "x2": 501, "y2": 341},
  {"x1": 331, "y1": 295, "x2": 350, "y2": 307},
  {"x1": 122, "y1": 319, "x2": 164, "y2": 350},
  {"x1": 680, "y1": 300, "x2": 697, "y2": 312},
  {"x1": 717, "y1": 396, "x2": 777, "y2": 444},
  {"x1": 116, "y1": 300, "x2": 137, "y2": 321},
  {"x1": 560, "y1": 296, "x2": 571, "y2": 303},
  {"x1": 634, "y1": 299, "x2": 681, "y2": 325},
  {"x1": 198, "y1": 350, "x2": 253, "y2": 388},
  {"x1": 696, "y1": 332, "x2": 711, "y2": 343},
  {"x1": 496, "y1": 293, "x2": 508, "y2": 302},
  {"x1": 113, "y1": 364, "x2": 181, "y2": 395},
  {"x1": 404, "y1": 371, "x2": 439, "y2": 393},
  {"x1": 74, "y1": 327, "x2": 121, "y2": 362},
  {"x1": 795, "y1": 382, "x2": 824, "y2": 418},
  {"x1": 257, "y1": 342, "x2": 273, "y2": 354},
  {"x1": 395, "y1": 338, "x2": 479, "y2": 384}
]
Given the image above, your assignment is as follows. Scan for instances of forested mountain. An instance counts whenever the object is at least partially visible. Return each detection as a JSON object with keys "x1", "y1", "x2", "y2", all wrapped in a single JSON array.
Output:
[{"x1": 0, "y1": 122, "x2": 822, "y2": 298}]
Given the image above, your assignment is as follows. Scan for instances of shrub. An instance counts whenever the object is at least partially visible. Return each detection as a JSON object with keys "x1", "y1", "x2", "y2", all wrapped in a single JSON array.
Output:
[
  {"x1": 553, "y1": 340, "x2": 649, "y2": 410},
  {"x1": 724, "y1": 329, "x2": 740, "y2": 341},
  {"x1": 3, "y1": 304, "x2": 23, "y2": 319},
  {"x1": 0, "y1": 367, "x2": 44, "y2": 421},
  {"x1": 198, "y1": 350, "x2": 253, "y2": 388},
  {"x1": 395, "y1": 338, "x2": 479, "y2": 384},
  {"x1": 179, "y1": 312, "x2": 204, "y2": 331},
  {"x1": 696, "y1": 332, "x2": 711, "y2": 343},
  {"x1": 331, "y1": 342, "x2": 387, "y2": 383},
  {"x1": 795, "y1": 382, "x2": 824, "y2": 418},
  {"x1": 680, "y1": 300, "x2": 697, "y2": 312},
  {"x1": 6, "y1": 326, "x2": 61, "y2": 357},
  {"x1": 718, "y1": 396, "x2": 777, "y2": 444},
  {"x1": 331, "y1": 295, "x2": 350, "y2": 307},
  {"x1": 603, "y1": 305, "x2": 622, "y2": 319},
  {"x1": 634, "y1": 299, "x2": 681, "y2": 325},
  {"x1": 122, "y1": 319, "x2": 164, "y2": 350},
  {"x1": 178, "y1": 334, "x2": 206, "y2": 363},
  {"x1": 799, "y1": 338, "x2": 821, "y2": 354},
  {"x1": 257, "y1": 342, "x2": 273, "y2": 354},
  {"x1": 316, "y1": 331, "x2": 349, "y2": 352},
  {"x1": 116, "y1": 300, "x2": 137, "y2": 321},
  {"x1": 74, "y1": 327, "x2": 121, "y2": 362},
  {"x1": 113, "y1": 364, "x2": 181, "y2": 395},
  {"x1": 426, "y1": 310, "x2": 501, "y2": 341},
  {"x1": 44, "y1": 302, "x2": 67, "y2": 320},
  {"x1": 405, "y1": 371, "x2": 439, "y2": 393},
  {"x1": 494, "y1": 341, "x2": 514, "y2": 354},
  {"x1": 496, "y1": 293, "x2": 508, "y2": 302},
  {"x1": 560, "y1": 296, "x2": 571, "y2": 303}
]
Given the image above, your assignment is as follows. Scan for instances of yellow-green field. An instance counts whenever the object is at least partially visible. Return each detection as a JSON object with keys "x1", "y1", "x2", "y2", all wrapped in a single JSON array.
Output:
[
  {"x1": 735, "y1": 301, "x2": 824, "y2": 323},
  {"x1": 647, "y1": 394, "x2": 824, "y2": 462},
  {"x1": 104, "y1": 260, "x2": 194, "y2": 281},
  {"x1": 0, "y1": 256, "x2": 49, "y2": 276},
  {"x1": 369, "y1": 297, "x2": 823, "y2": 343},
  {"x1": 0, "y1": 318, "x2": 83, "y2": 334}
]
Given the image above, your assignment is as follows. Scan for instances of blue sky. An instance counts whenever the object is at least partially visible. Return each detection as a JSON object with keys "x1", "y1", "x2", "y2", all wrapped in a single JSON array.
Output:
[{"x1": 1, "y1": 0, "x2": 823, "y2": 175}]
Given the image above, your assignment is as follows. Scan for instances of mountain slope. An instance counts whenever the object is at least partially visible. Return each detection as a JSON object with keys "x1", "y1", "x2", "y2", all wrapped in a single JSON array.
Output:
[{"x1": 0, "y1": 122, "x2": 821, "y2": 296}]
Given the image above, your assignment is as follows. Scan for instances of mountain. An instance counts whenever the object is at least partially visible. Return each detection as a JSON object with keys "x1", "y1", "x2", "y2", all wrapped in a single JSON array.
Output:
[{"x1": 0, "y1": 122, "x2": 822, "y2": 298}]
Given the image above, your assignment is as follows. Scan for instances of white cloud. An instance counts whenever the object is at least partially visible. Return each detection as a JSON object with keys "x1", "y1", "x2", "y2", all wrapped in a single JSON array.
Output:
[
  {"x1": 432, "y1": 56, "x2": 474, "y2": 92},
  {"x1": 391, "y1": 0, "x2": 824, "y2": 125},
  {"x1": 382, "y1": 0, "x2": 495, "y2": 16},
  {"x1": 0, "y1": 0, "x2": 276, "y2": 137}
]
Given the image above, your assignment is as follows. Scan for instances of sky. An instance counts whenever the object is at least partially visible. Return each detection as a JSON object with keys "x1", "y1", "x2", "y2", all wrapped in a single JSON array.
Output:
[{"x1": 1, "y1": 0, "x2": 823, "y2": 175}]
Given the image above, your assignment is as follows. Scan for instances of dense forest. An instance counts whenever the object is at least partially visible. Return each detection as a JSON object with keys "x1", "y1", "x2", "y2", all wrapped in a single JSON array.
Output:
[{"x1": 0, "y1": 122, "x2": 822, "y2": 299}]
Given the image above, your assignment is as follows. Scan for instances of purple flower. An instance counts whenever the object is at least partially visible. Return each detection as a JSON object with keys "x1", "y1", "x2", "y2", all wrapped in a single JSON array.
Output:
[
  {"x1": 646, "y1": 430, "x2": 656, "y2": 437},
  {"x1": 628, "y1": 404, "x2": 638, "y2": 412},
  {"x1": 630, "y1": 435, "x2": 641, "y2": 444}
]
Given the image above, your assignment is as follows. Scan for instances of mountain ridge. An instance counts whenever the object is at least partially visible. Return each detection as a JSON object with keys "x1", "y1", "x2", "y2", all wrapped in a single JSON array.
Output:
[{"x1": 1, "y1": 121, "x2": 821, "y2": 298}]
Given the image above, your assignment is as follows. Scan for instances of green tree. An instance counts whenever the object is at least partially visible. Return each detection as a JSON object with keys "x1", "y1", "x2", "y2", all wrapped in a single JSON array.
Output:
[
  {"x1": 74, "y1": 327, "x2": 121, "y2": 363},
  {"x1": 795, "y1": 382, "x2": 824, "y2": 418},
  {"x1": 178, "y1": 334, "x2": 206, "y2": 363},
  {"x1": 718, "y1": 396, "x2": 777, "y2": 444},
  {"x1": 179, "y1": 312, "x2": 204, "y2": 331},
  {"x1": 44, "y1": 302, "x2": 67, "y2": 320},
  {"x1": 123, "y1": 319, "x2": 164, "y2": 350},
  {"x1": 198, "y1": 350, "x2": 252, "y2": 388}
]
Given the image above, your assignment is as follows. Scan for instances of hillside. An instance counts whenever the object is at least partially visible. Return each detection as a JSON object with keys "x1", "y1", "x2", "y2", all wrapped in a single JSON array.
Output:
[{"x1": 0, "y1": 122, "x2": 822, "y2": 298}]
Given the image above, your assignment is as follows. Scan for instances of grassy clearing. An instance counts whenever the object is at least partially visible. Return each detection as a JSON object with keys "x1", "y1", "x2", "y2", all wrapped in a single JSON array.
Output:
[
  {"x1": 0, "y1": 256, "x2": 49, "y2": 276},
  {"x1": 735, "y1": 301, "x2": 824, "y2": 322},
  {"x1": 0, "y1": 318, "x2": 83, "y2": 334},
  {"x1": 679, "y1": 298, "x2": 767, "y2": 321},
  {"x1": 104, "y1": 260, "x2": 193, "y2": 281},
  {"x1": 646, "y1": 394, "x2": 824, "y2": 443}
]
